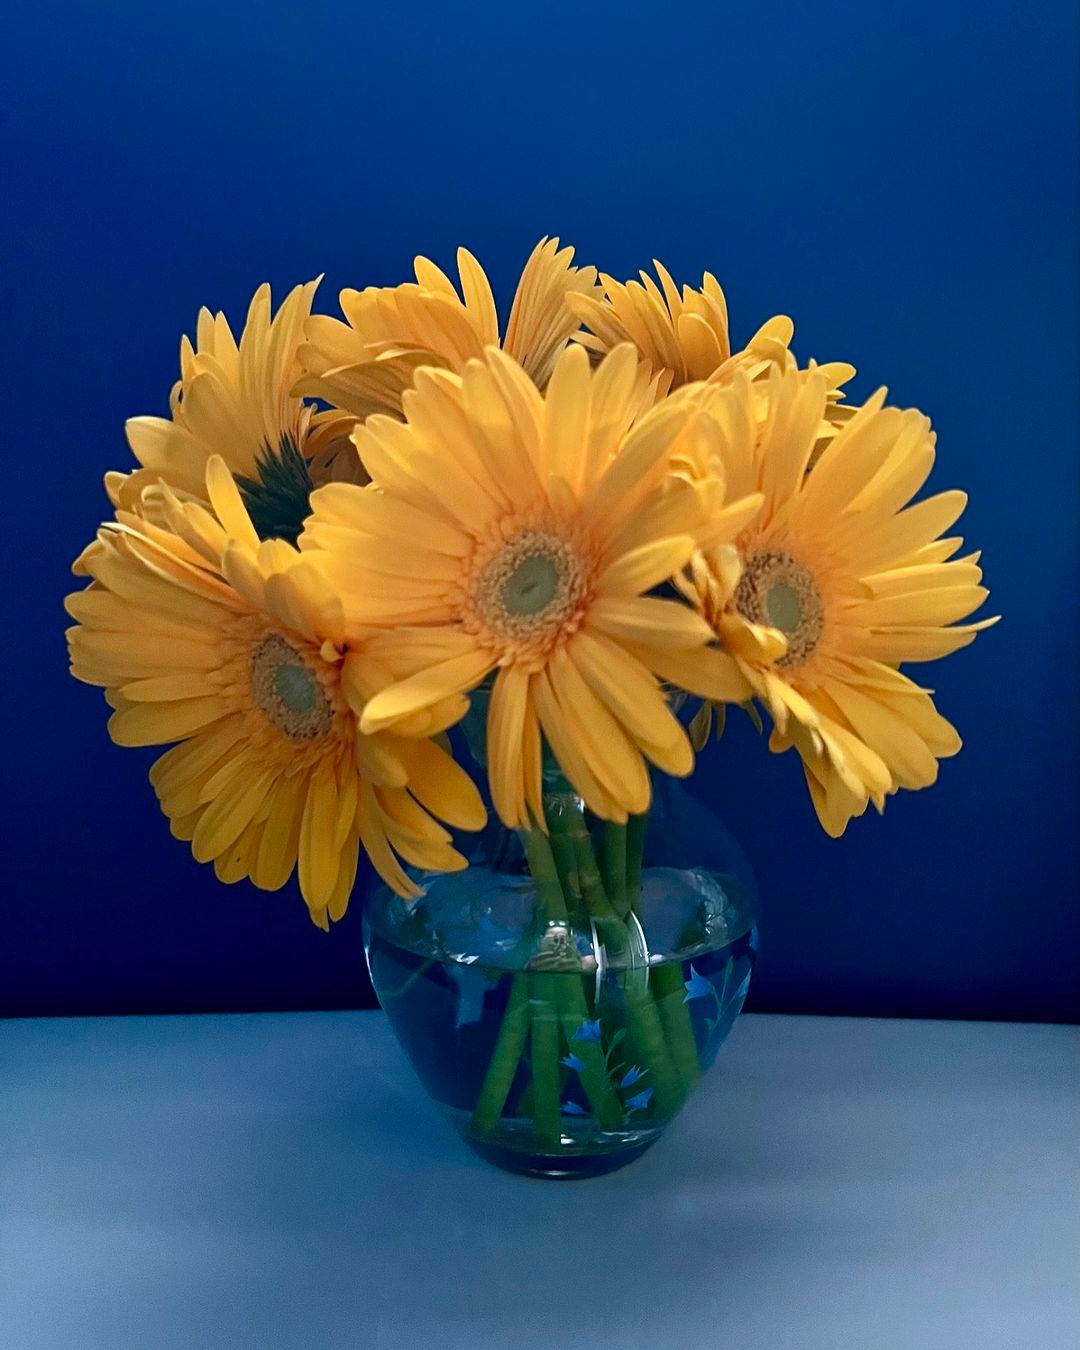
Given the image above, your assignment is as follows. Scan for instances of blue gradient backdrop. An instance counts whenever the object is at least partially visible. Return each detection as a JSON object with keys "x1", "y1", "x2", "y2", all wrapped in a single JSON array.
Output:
[{"x1": 3, "y1": 0, "x2": 1076, "y2": 1020}]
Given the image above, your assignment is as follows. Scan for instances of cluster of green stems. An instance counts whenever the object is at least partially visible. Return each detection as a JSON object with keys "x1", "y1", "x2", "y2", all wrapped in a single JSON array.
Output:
[{"x1": 470, "y1": 787, "x2": 702, "y2": 1152}]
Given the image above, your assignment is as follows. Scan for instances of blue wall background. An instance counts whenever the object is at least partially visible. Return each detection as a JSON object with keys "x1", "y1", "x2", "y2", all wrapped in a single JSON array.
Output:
[{"x1": 3, "y1": 0, "x2": 1076, "y2": 1021}]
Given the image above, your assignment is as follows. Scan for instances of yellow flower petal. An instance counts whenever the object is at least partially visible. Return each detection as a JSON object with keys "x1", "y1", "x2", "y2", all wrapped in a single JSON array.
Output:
[
  {"x1": 597, "y1": 535, "x2": 696, "y2": 597},
  {"x1": 360, "y1": 648, "x2": 494, "y2": 734},
  {"x1": 297, "y1": 765, "x2": 342, "y2": 910},
  {"x1": 486, "y1": 665, "x2": 530, "y2": 828}
]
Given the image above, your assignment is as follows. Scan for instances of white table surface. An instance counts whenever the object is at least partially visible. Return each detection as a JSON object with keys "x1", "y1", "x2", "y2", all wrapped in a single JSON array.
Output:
[{"x1": 1, "y1": 1011, "x2": 1076, "y2": 1350}]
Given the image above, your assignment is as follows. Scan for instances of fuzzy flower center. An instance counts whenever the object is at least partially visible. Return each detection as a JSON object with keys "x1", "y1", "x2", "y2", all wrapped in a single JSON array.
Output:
[
  {"x1": 235, "y1": 436, "x2": 315, "y2": 545},
  {"x1": 250, "y1": 633, "x2": 334, "y2": 740},
  {"x1": 470, "y1": 530, "x2": 589, "y2": 648},
  {"x1": 735, "y1": 549, "x2": 824, "y2": 668}
]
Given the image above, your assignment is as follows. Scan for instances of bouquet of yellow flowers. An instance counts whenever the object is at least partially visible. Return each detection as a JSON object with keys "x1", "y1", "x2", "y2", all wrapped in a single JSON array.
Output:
[{"x1": 66, "y1": 238, "x2": 995, "y2": 1176}]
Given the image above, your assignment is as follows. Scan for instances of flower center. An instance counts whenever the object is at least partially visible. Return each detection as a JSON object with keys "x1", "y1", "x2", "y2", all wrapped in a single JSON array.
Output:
[
  {"x1": 250, "y1": 633, "x2": 334, "y2": 740},
  {"x1": 735, "y1": 550, "x2": 824, "y2": 668},
  {"x1": 504, "y1": 553, "x2": 561, "y2": 616},
  {"x1": 235, "y1": 436, "x2": 315, "y2": 545},
  {"x1": 471, "y1": 530, "x2": 588, "y2": 647}
]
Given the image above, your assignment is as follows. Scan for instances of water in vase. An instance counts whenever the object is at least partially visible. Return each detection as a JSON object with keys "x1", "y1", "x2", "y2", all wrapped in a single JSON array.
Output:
[{"x1": 365, "y1": 861, "x2": 757, "y2": 1178}]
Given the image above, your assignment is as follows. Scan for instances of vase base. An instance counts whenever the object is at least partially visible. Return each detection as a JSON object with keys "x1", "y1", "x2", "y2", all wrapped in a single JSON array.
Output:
[
  {"x1": 449, "y1": 1106, "x2": 663, "y2": 1179},
  {"x1": 461, "y1": 1132, "x2": 658, "y2": 1179}
]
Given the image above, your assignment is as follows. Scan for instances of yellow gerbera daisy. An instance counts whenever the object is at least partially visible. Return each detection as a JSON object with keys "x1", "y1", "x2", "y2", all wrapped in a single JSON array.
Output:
[
  {"x1": 66, "y1": 458, "x2": 485, "y2": 927},
  {"x1": 673, "y1": 367, "x2": 997, "y2": 836},
  {"x1": 295, "y1": 237, "x2": 600, "y2": 420},
  {"x1": 567, "y1": 259, "x2": 855, "y2": 444},
  {"x1": 299, "y1": 343, "x2": 762, "y2": 828},
  {"x1": 116, "y1": 281, "x2": 363, "y2": 543}
]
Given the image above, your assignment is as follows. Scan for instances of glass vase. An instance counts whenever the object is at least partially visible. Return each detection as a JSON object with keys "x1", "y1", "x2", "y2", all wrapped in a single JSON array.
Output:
[{"x1": 364, "y1": 766, "x2": 758, "y2": 1180}]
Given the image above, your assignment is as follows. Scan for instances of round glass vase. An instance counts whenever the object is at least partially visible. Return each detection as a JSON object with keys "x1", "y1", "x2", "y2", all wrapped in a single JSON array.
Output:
[{"x1": 364, "y1": 769, "x2": 758, "y2": 1180}]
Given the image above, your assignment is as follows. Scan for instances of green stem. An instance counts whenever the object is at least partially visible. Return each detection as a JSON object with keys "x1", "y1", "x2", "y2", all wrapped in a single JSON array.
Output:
[
  {"x1": 564, "y1": 811, "x2": 685, "y2": 1120},
  {"x1": 624, "y1": 809, "x2": 699, "y2": 1095},
  {"x1": 529, "y1": 973, "x2": 562, "y2": 1151},
  {"x1": 625, "y1": 812, "x2": 647, "y2": 918},
  {"x1": 521, "y1": 828, "x2": 568, "y2": 922},
  {"x1": 545, "y1": 796, "x2": 586, "y2": 930},
  {"x1": 565, "y1": 813, "x2": 631, "y2": 959},
  {"x1": 651, "y1": 963, "x2": 701, "y2": 1092},
  {"x1": 522, "y1": 823, "x2": 623, "y2": 1132},
  {"x1": 470, "y1": 973, "x2": 532, "y2": 1136},
  {"x1": 600, "y1": 822, "x2": 629, "y2": 918},
  {"x1": 553, "y1": 981, "x2": 624, "y2": 1130},
  {"x1": 622, "y1": 978, "x2": 686, "y2": 1118}
]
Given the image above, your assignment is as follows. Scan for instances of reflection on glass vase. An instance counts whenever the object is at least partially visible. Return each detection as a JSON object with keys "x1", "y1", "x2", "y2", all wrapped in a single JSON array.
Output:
[{"x1": 364, "y1": 756, "x2": 758, "y2": 1179}]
